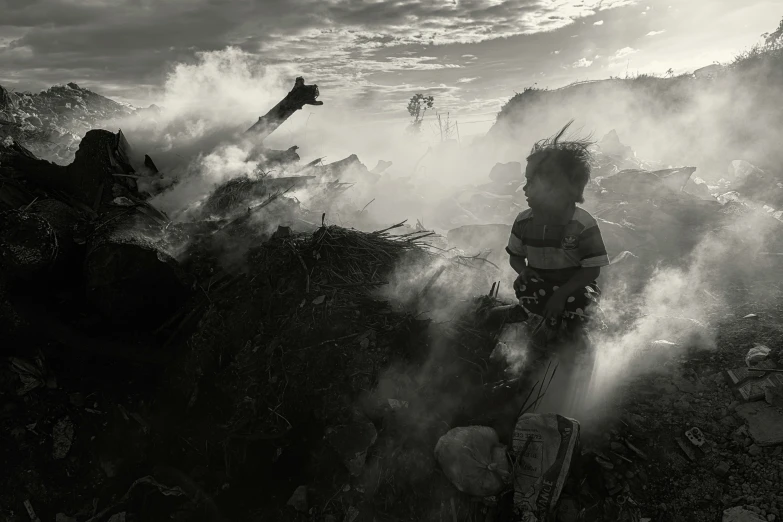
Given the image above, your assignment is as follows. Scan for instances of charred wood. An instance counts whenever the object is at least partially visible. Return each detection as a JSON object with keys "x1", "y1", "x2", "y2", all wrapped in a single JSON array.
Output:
[{"x1": 245, "y1": 77, "x2": 323, "y2": 140}]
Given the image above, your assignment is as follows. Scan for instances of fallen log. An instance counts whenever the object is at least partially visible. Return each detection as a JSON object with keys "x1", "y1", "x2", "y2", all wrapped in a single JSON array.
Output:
[
  {"x1": 246, "y1": 77, "x2": 323, "y2": 140},
  {"x1": 84, "y1": 208, "x2": 189, "y2": 328}
]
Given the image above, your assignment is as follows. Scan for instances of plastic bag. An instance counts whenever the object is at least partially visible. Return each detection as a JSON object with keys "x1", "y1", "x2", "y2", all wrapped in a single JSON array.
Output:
[
  {"x1": 512, "y1": 413, "x2": 580, "y2": 520},
  {"x1": 434, "y1": 426, "x2": 511, "y2": 497}
]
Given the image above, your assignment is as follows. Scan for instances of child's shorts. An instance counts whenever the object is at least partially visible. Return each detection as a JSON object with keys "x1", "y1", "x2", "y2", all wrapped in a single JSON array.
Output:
[{"x1": 515, "y1": 275, "x2": 601, "y2": 331}]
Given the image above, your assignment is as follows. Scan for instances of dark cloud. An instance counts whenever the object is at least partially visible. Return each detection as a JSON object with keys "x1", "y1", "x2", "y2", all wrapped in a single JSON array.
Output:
[{"x1": 0, "y1": 0, "x2": 642, "y2": 107}]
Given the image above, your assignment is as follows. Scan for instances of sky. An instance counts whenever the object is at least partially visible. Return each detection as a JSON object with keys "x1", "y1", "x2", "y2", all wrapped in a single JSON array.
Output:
[{"x1": 0, "y1": 0, "x2": 779, "y2": 139}]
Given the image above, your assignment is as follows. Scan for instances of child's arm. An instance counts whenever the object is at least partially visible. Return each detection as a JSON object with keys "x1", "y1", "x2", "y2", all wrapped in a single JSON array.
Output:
[{"x1": 509, "y1": 253, "x2": 527, "y2": 274}]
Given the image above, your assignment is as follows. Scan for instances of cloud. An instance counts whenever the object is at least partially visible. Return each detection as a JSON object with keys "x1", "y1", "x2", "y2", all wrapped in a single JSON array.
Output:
[
  {"x1": 457, "y1": 77, "x2": 479, "y2": 83},
  {"x1": 646, "y1": 30, "x2": 666, "y2": 36},
  {"x1": 572, "y1": 57, "x2": 594, "y2": 68},
  {"x1": 594, "y1": 20, "x2": 604, "y2": 25},
  {"x1": 462, "y1": 54, "x2": 477, "y2": 60},
  {"x1": 0, "y1": 0, "x2": 640, "y2": 93},
  {"x1": 613, "y1": 47, "x2": 639, "y2": 59}
]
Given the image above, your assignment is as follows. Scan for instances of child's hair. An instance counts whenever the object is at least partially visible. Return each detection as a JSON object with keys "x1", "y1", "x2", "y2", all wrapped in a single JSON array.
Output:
[{"x1": 527, "y1": 120, "x2": 594, "y2": 204}]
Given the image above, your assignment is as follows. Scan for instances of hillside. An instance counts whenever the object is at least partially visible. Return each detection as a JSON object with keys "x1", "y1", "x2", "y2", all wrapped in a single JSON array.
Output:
[
  {"x1": 0, "y1": 83, "x2": 138, "y2": 164},
  {"x1": 486, "y1": 40, "x2": 783, "y2": 186}
]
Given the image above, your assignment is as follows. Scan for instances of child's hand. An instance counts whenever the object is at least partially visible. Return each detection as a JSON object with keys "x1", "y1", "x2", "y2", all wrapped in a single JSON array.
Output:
[
  {"x1": 513, "y1": 267, "x2": 541, "y2": 296},
  {"x1": 542, "y1": 290, "x2": 568, "y2": 320}
]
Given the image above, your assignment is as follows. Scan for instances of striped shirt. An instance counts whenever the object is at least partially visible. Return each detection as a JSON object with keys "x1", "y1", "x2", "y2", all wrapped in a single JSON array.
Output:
[{"x1": 506, "y1": 207, "x2": 610, "y2": 285}]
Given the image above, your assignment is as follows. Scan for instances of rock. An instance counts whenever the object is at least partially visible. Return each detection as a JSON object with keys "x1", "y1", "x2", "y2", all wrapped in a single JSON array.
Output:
[
  {"x1": 723, "y1": 506, "x2": 767, "y2": 521},
  {"x1": 52, "y1": 416, "x2": 74, "y2": 460},
  {"x1": 674, "y1": 399, "x2": 692, "y2": 411},
  {"x1": 721, "y1": 415, "x2": 739, "y2": 427},
  {"x1": 735, "y1": 402, "x2": 783, "y2": 446},
  {"x1": 287, "y1": 485, "x2": 308, "y2": 512},
  {"x1": 749, "y1": 445, "x2": 763, "y2": 456},
  {"x1": 673, "y1": 377, "x2": 701, "y2": 394},
  {"x1": 746, "y1": 345, "x2": 772, "y2": 366},
  {"x1": 765, "y1": 387, "x2": 783, "y2": 408},
  {"x1": 653, "y1": 379, "x2": 679, "y2": 394},
  {"x1": 326, "y1": 421, "x2": 378, "y2": 476},
  {"x1": 610, "y1": 442, "x2": 626, "y2": 453},
  {"x1": 714, "y1": 461, "x2": 731, "y2": 477},
  {"x1": 556, "y1": 496, "x2": 579, "y2": 522}
]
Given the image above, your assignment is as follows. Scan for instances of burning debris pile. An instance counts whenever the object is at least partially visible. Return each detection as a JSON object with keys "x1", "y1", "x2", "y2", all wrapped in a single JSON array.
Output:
[{"x1": 2, "y1": 74, "x2": 783, "y2": 522}]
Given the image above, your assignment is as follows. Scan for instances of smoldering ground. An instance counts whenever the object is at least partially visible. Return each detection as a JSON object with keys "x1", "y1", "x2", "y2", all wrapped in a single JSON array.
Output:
[{"x1": 80, "y1": 33, "x2": 783, "y2": 513}]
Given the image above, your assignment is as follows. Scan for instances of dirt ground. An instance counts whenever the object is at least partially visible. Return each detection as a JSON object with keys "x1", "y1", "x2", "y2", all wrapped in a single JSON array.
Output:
[{"x1": 2, "y1": 257, "x2": 782, "y2": 522}]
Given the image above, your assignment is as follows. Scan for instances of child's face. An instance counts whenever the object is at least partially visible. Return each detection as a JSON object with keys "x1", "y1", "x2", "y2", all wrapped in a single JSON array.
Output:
[{"x1": 523, "y1": 155, "x2": 567, "y2": 211}]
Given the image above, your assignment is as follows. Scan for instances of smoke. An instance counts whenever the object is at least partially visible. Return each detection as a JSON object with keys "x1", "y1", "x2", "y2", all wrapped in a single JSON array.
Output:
[
  {"x1": 486, "y1": 55, "x2": 783, "y2": 182},
  {"x1": 581, "y1": 208, "x2": 782, "y2": 414},
  {"x1": 107, "y1": 47, "x2": 302, "y2": 216}
]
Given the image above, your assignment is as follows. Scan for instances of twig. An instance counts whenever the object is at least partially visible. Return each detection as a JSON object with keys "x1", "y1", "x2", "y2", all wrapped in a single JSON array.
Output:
[
  {"x1": 359, "y1": 198, "x2": 375, "y2": 213},
  {"x1": 372, "y1": 220, "x2": 407, "y2": 234},
  {"x1": 293, "y1": 333, "x2": 360, "y2": 351},
  {"x1": 291, "y1": 246, "x2": 310, "y2": 294},
  {"x1": 267, "y1": 407, "x2": 293, "y2": 430},
  {"x1": 420, "y1": 265, "x2": 447, "y2": 298}
]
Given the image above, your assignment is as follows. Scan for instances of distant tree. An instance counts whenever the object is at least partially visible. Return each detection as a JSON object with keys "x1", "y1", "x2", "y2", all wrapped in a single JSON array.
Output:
[
  {"x1": 762, "y1": 16, "x2": 783, "y2": 47},
  {"x1": 665, "y1": 68, "x2": 674, "y2": 77},
  {"x1": 406, "y1": 94, "x2": 434, "y2": 134}
]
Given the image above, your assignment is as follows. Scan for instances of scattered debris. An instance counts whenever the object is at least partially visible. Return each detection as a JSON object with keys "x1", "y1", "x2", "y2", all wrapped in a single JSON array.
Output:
[
  {"x1": 723, "y1": 506, "x2": 767, "y2": 522},
  {"x1": 511, "y1": 414, "x2": 580, "y2": 520},
  {"x1": 746, "y1": 345, "x2": 772, "y2": 366},
  {"x1": 434, "y1": 426, "x2": 510, "y2": 497},
  {"x1": 9, "y1": 354, "x2": 55, "y2": 395},
  {"x1": 685, "y1": 427, "x2": 706, "y2": 448},
  {"x1": 52, "y1": 416, "x2": 74, "y2": 460},
  {"x1": 735, "y1": 400, "x2": 783, "y2": 446},
  {"x1": 23, "y1": 499, "x2": 41, "y2": 522},
  {"x1": 326, "y1": 422, "x2": 378, "y2": 476},
  {"x1": 286, "y1": 486, "x2": 308, "y2": 513}
]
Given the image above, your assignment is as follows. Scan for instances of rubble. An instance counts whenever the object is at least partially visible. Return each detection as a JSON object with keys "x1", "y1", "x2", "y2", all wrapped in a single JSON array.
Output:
[
  {"x1": 723, "y1": 506, "x2": 767, "y2": 522},
  {"x1": 286, "y1": 486, "x2": 308, "y2": 513},
  {"x1": 3, "y1": 77, "x2": 783, "y2": 522},
  {"x1": 735, "y1": 402, "x2": 783, "y2": 446},
  {"x1": 326, "y1": 421, "x2": 378, "y2": 476}
]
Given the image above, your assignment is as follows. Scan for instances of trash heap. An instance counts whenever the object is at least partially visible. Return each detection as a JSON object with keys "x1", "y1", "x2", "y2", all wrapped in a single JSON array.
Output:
[
  {"x1": 0, "y1": 77, "x2": 503, "y2": 522},
  {"x1": 443, "y1": 129, "x2": 783, "y2": 281},
  {"x1": 3, "y1": 77, "x2": 783, "y2": 522}
]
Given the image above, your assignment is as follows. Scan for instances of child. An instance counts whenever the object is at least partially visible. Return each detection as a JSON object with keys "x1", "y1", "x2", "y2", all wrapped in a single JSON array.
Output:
[{"x1": 506, "y1": 122, "x2": 609, "y2": 339}]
